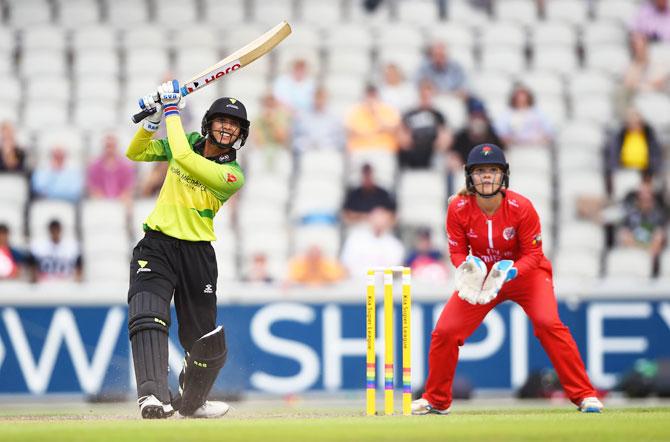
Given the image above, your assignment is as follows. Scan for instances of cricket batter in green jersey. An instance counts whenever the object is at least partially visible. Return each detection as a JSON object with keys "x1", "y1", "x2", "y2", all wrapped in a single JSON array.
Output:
[{"x1": 126, "y1": 81, "x2": 247, "y2": 419}]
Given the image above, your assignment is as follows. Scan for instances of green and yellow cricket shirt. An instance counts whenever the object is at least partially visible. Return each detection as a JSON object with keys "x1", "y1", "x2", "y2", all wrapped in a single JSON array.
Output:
[{"x1": 126, "y1": 115, "x2": 244, "y2": 242}]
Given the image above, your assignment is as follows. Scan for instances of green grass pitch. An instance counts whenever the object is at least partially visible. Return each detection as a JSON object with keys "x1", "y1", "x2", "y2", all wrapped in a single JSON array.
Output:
[{"x1": 1, "y1": 403, "x2": 669, "y2": 442}]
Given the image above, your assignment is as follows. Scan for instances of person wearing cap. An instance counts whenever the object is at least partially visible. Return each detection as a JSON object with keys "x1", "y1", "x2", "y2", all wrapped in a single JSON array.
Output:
[
  {"x1": 125, "y1": 81, "x2": 248, "y2": 419},
  {"x1": 412, "y1": 144, "x2": 603, "y2": 415}
]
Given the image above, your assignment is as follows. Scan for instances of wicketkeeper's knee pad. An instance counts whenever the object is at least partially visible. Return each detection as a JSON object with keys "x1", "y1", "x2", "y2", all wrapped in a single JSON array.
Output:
[
  {"x1": 128, "y1": 291, "x2": 171, "y2": 403},
  {"x1": 177, "y1": 325, "x2": 228, "y2": 416}
]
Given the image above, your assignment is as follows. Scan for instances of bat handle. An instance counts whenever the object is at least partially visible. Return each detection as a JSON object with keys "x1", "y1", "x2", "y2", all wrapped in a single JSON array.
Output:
[{"x1": 131, "y1": 86, "x2": 188, "y2": 123}]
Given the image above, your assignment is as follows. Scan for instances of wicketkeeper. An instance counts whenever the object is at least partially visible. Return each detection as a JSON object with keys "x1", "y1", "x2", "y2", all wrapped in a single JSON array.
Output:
[
  {"x1": 412, "y1": 144, "x2": 604, "y2": 415},
  {"x1": 126, "y1": 81, "x2": 248, "y2": 419}
]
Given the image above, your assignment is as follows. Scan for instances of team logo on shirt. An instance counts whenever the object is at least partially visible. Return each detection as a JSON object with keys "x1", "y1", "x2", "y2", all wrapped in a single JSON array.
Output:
[
  {"x1": 226, "y1": 173, "x2": 237, "y2": 183},
  {"x1": 532, "y1": 233, "x2": 542, "y2": 246},
  {"x1": 508, "y1": 199, "x2": 519, "y2": 208},
  {"x1": 503, "y1": 227, "x2": 516, "y2": 240},
  {"x1": 466, "y1": 228, "x2": 478, "y2": 238}
]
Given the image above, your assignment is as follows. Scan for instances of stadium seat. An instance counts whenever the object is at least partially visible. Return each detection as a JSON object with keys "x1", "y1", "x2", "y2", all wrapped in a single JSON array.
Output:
[
  {"x1": 251, "y1": 0, "x2": 295, "y2": 23},
  {"x1": 558, "y1": 121, "x2": 606, "y2": 151},
  {"x1": 557, "y1": 146, "x2": 602, "y2": 174},
  {"x1": 85, "y1": 256, "x2": 129, "y2": 284},
  {"x1": 323, "y1": 23, "x2": 374, "y2": 52},
  {"x1": 558, "y1": 170, "x2": 606, "y2": 222},
  {"x1": 82, "y1": 231, "x2": 130, "y2": 258},
  {"x1": 21, "y1": 26, "x2": 67, "y2": 51},
  {"x1": 23, "y1": 100, "x2": 69, "y2": 132},
  {"x1": 544, "y1": 0, "x2": 590, "y2": 26},
  {"x1": 554, "y1": 249, "x2": 601, "y2": 280},
  {"x1": 174, "y1": 48, "x2": 221, "y2": 81},
  {"x1": 395, "y1": 0, "x2": 441, "y2": 24},
  {"x1": 582, "y1": 20, "x2": 627, "y2": 46},
  {"x1": 594, "y1": 0, "x2": 639, "y2": 23},
  {"x1": 7, "y1": 0, "x2": 52, "y2": 27},
  {"x1": 398, "y1": 170, "x2": 446, "y2": 206},
  {"x1": 202, "y1": 0, "x2": 247, "y2": 23},
  {"x1": 292, "y1": 177, "x2": 344, "y2": 221},
  {"x1": 480, "y1": 22, "x2": 527, "y2": 50},
  {"x1": 493, "y1": 0, "x2": 538, "y2": 26},
  {"x1": 376, "y1": 48, "x2": 423, "y2": 76},
  {"x1": 348, "y1": 0, "x2": 391, "y2": 24},
  {"x1": 125, "y1": 48, "x2": 170, "y2": 77},
  {"x1": 242, "y1": 148, "x2": 293, "y2": 182},
  {"x1": 606, "y1": 248, "x2": 653, "y2": 278},
  {"x1": 241, "y1": 230, "x2": 289, "y2": 259},
  {"x1": 81, "y1": 200, "x2": 127, "y2": 235},
  {"x1": 532, "y1": 46, "x2": 578, "y2": 76},
  {"x1": 25, "y1": 76, "x2": 70, "y2": 104},
  {"x1": 154, "y1": 0, "x2": 199, "y2": 28},
  {"x1": 506, "y1": 147, "x2": 552, "y2": 176},
  {"x1": 73, "y1": 48, "x2": 120, "y2": 77},
  {"x1": 55, "y1": 0, "x2": 100, "y2": 28},
  {"x1": 481, "y1": 46, "x2": 526, "y2": 75},
  {"x1": 73, "y1": 75, "x2": 120, "y2": 103},
  {"x1": 327, "y1": 47, "x2": 372, "y2": 76},
  {"x1": 633, "y1": 92, "x2": 670, "y2": 129},
  {"x1": 517, "y1": 71, "x2": 563, "y2": 98},
  {"x1": 323, "y1": 73, "x2": 366, "y2": 101},
  {"x1": 535, "y1": 96, "x2": 567, "y2": 127},
  {"x1": 29, "y1": 199, "x2": 77, "y2": 240},
  {"x1": 20, "y1": 49, "x2": 66, "y2": 78},
  {"x1": 299, "y1": 150, "x2": 345, "y2": 180},
  {"x1": 300, "y1": 0, "x2": 344, "y2": 24},
  {"x1": 572, "y1": 96, "x2": 615, "y2": 126},
  {"x1": 347, "y1": 150, "x2": 397, "y2": 191},
  {"x1": 72, "y1": 102, "x2": 119, "y2": 129},
  {"x1": 275, "y1": 46, "x2": 322, "y2": 74},
  {"x1": 532, "y1": 22, "x2": 577, "y2": 48},
  {"x1": 447, "y1": 0, "x2": 489, "y2": 26},
  {"x1": 238, "y1": 202, "x2": 289, "y2": 233},
  {"x1": 568, "y1": 70, "x2": 615, "y2": 98},
  {"x1": 131, "y1": 198, "x2": 155, "y2": 242},
  {"x1": 292, "y1": 224, "x2": 341, "y2": 257},
  {"x1": 0, "y1": 174, "x2": 29, "y2": 206},
  {"x1": 426, "y1": 23, "x2": 474, "y2": 50},
  {"x1": 658, "y1": 249, "x2": 670, "y2": 278},
  {"x1": 0, "y1": 28, "x2": 15, "y2": 55},
  {"x1": 172, "y1": 28, "x2": 220, "y2": 51},
  {"x1": 584, "y1": 44, "x2": 630, "y2": 76},
  {"x1": 106, "y1": 0, "x2": 149, "y2": 28},
  {"x1": 558, "y1": 221, "x2": 605, "y2": 254},
  {"x1": 71, "y1": 26, "x2": 117, "y2": 51},
  {"x1": 470, "y1": 71, "x2": 514, "y2": 103},
  {"x1": 277, "y1": 24, "x2": 322, "y2": 50},
  {"x1": 376, "y1": 25, "x2": 425, "y2": 50}
]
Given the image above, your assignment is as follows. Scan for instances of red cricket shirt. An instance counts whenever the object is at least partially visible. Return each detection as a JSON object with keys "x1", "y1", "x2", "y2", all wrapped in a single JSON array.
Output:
[{"x1": 446, "y1": 190, "x2": 552, "y2": 277}]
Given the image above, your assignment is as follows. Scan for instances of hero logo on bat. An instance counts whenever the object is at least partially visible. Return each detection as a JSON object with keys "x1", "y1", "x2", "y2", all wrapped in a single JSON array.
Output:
[{"x1": 184, "y1": 60, "x2": 242, "y2": 93}]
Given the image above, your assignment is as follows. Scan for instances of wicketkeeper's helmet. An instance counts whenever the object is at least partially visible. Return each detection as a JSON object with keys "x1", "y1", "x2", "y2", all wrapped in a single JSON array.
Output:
[{"x1": 465, "y1": 143, "x2": 509, "y2": 197}]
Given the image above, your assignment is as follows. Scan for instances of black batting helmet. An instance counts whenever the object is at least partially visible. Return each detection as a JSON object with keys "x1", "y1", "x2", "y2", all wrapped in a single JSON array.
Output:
[
  {"x1": 465, "y1": 143, "x2": 509, "y2": 197},
  {"x1": 201, "y1": 97, "x2": 250, "y2": 148}
]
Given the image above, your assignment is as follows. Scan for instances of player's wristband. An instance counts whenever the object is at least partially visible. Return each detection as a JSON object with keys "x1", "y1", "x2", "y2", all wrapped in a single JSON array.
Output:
[
  {"x1": 143, "y1": 120, "x2": 160, "y2": 132},
  {"x1": 163, "y1": 104, "x2": 179, "y2": 117}
]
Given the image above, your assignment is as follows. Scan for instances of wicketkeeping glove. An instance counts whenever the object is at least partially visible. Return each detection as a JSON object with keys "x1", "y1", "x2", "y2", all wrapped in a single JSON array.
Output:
[
  {"x1": 477, "y1": 260, "x2": 517, "y2": 305},
  {"x1": 455, "y1": 255, "x2": 487, "y2": 305}
]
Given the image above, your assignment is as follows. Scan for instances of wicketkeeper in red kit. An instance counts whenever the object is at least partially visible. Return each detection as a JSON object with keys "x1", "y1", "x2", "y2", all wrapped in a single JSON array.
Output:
[{"x1": 412, "y1": 144, "x2": 604, "y2": 415}]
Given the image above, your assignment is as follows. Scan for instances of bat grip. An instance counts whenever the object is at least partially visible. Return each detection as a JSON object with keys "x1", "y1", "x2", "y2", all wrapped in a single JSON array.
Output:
[{"x1": 131, "y1": 92, "x2": 162, "y2": 124}]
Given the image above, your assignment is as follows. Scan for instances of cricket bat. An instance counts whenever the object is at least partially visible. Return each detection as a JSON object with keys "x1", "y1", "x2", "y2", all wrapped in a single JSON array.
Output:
[{"x1": 132, "y1": 21, "x2": 292, "y2": 123}]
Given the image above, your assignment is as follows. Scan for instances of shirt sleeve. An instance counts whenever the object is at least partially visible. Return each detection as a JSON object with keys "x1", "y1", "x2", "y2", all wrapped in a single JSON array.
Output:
[
  {"x1": 126, "y1": 127, "x2": 168, "y2": 162},
  {"x1": 514, "y1": 201, "x2": 544, "y2": 276},
  {"x1": 446, "y1": 200, "x2": 468, "y2": 268},
  {"x1": 164, "y1": 114, "x2": 244, "y2": 201}
]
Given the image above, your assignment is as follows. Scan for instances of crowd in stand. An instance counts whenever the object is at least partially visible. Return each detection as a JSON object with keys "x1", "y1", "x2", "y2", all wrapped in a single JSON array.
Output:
[{"x1": 1, "y1": 0, "x2": 670, "y2": 286}]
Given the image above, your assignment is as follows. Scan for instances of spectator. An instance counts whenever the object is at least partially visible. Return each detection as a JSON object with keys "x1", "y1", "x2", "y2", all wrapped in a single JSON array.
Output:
[
  {"x1": 342, "y1": 164, "x2": 396, "y2": 225},
  {"x1": 378, "y1": 62, "x2": 417, "y2": 113},
  {"x1": 605, "y1": 107, "x2": 663, "y2": 179},
  {"x1": 416, "y1": 41, "x2": 468, "y2": 98},
  {"x1": 0, "y1": 120, "x2": 28, "y2": 173},
  {"x1": 87, "y1": 133, "x2": 135, "y2": 201},
  {"x1": 404, "y1": 227, "x2": 448, "y2": 283},
  {"x1": 494, "y1": 84, "x2": 554, "y2": 147},
  {"x1": 621, "y1": 33, "x2": 669, "y2": 107},
  {"x1": 292, "y1": 86, "x2": 344, "y2": 153},
  {"x1": 449, "y1": 98, "x2": 505, "y2": 170},
  {"x1": 0, "y1": 223, "x2": 25, "y2": 280},
  {"x1": 345, "y1": 84, "x2": 400, "y2": 152},
  {"x1": 273, "y1": 58, "x2": 316, "y2": 114},
  {"x1": 630, "y1": 0, "x2": 670, "y2": 42},
  {"x1": 251, "y1": 93, "x2": 292, "y2": 149},
  {"x1": 245, "y1": 252, "x2": 274, "y2": 283},
  {"x1": 28, "y1": 219, "x2": 82, "y2": 283},
  {"x1": 340, "y1": 207, "x2": 405, "y2": 279},
  {"x1": 617, "y1": 178, "x2": 667, "y2": 270},
  {"x1": 31, "y1": 146, "x2": 84, "y2": 202},
  {"x1": 396, "y1": 79, "x2": 451, "y2": 169},
  {"x1": 286, "y1": 244, "x2": 345, "y2": 286}
]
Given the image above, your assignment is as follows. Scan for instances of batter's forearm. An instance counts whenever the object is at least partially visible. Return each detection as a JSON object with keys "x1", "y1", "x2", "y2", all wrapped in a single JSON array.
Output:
[{"x1": 126, "y1": 127, "x2": 166, "y2": 162}]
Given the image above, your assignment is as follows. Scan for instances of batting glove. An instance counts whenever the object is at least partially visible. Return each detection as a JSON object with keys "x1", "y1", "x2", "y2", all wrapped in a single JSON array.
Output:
[
  {"x1": 455, "y1": 255, "x2": 487, "y2": 305},
  {"x1": 158, "y1": 80, "x2": 182, "y2": 114},
  {"x1": 138, "y1": 93, "x2": 163, "y2": 131},
  {"x1": 477, "y1": 260, "x2": 517, "y2": 305}
]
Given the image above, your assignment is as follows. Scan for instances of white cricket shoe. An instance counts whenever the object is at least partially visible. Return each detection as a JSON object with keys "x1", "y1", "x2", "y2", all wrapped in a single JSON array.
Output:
[
  {"x1": 179, "y1": 401, "x2": 231, "y2": 419},
  {"x1": 138, "y1": 395, "x2": 174, "y2": 419},
  {"x1": 411, "y1": 398, "x2": 450, "y2": 415},
  {"x1": 579, "y1": 397, "x2": 604, "y2": 413}
]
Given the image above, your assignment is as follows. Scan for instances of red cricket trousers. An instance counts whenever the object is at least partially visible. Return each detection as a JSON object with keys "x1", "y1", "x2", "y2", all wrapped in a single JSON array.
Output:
[{"x1": 423, "y1": 269, "x2": 596, "y2": 409}]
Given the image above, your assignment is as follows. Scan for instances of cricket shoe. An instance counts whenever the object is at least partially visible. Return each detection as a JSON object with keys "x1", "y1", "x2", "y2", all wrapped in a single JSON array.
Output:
[
  {"x1": 411, "y1": 398, "x2": 450, "y2": 415},
  {"x1": 138, "y1": 395, "x2": 175, "y2": 419},
  {"x1": 178, "y1": 401, "x2": 231, "y2": 419},
  {"x1": 579, "y1": 397, "x2": 604, "y2": 413}
]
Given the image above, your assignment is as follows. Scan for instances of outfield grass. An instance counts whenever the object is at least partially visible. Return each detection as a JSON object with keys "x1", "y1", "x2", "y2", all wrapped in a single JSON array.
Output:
[{"x1": 0, "y1": 407, "x2": 669, "y2": 442}]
